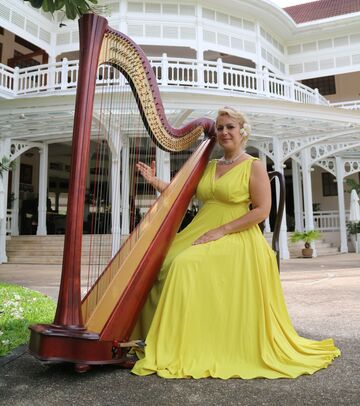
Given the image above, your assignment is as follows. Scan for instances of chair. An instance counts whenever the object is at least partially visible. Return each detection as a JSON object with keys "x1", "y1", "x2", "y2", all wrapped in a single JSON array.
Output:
[{"x1": 259, "y1": 171, "x2": 285, "y2": 271}]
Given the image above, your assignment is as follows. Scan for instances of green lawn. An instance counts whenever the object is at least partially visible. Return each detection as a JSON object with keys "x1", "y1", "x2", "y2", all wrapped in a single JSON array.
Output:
[{"x1": 0, "y1": 283, "x2": 56, "y2": 357}]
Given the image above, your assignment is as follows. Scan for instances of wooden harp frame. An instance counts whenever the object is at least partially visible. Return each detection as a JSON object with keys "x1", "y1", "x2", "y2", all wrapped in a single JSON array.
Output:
[{"x1": 29, "y1": 14, "x2": 216, "y2": 370}]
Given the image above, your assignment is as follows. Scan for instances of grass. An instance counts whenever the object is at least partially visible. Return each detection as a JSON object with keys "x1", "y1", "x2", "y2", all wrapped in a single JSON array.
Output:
[{"x1": 0, "y1": 283, "x2": 56, "y2": 357}]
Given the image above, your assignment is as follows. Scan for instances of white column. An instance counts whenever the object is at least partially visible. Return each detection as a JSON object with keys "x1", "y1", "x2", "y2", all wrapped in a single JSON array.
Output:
[
  {"x1": 119, "y1": 0, "x2": 127, "y2": 33},
  {"x1": 11, "y1": 157, "x2": 20, "y2": 236},
  {"x1": 156, "y1": 147, "x2": 171, "y2": 185},
  {"x1": 196, "y1": 4, "x2": 204, "y2": 87},
  {"x1": 255, "y1": 21, "x2": 263, "y2": 75},
  {"x1": 217, "y1": 58, "x2": 224, "y2": 90},
  {"x1": 272, "y1": 138, "x2": 290, "y2": 260},
  {"x1": 335, "y1": 157, "x2": 348, "y2": 253},
  {"x1": 161, "y1": 53, "x2": 169, "y2": 86},
  {"x1": 111, "y1": 152, "x2": 122, "y2": 256},
  {"x1": 37, "y1": 144, "x2": 48, "y2": 235},
  {"x1": 259, "y1": 151, "x2": 270, "y2": 232},
  {"x1": 0, "y1": 138, "x2": 11, "y2": 263},
  {"x1": 292, "y1": 159, "x2": 303, "y2": 232},
  {"x1": 121, "y1": 140, "x2": 130, "y2": 236},
  {"x1": 300, "y1": 149, "x2": 317, "y2": 256}
]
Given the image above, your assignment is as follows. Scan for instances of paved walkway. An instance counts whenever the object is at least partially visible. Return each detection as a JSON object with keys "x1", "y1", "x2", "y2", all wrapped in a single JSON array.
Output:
[{"x1": 0, "y1": 254, "x2": 359, "y2": 405}]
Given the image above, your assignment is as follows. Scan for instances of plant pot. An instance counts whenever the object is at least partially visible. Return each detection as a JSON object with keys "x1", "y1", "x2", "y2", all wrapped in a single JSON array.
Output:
[{"x1": 302, "y1": 247, "x2": 313, "y2": 258}]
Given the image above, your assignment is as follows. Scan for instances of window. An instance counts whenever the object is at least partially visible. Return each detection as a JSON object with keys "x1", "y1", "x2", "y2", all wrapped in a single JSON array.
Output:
[
  {"x1": 322, "y1": 172, "x2": 337, "y2": 196},
  {"x1": 302, "y1": 75, "x2": 336, "y2": 96}
]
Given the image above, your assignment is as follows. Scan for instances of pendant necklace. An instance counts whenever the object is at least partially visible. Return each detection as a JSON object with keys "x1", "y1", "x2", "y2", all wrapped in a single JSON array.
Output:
[{"x1": 218, "y1": 150, "x2": 245, "y2": 165}]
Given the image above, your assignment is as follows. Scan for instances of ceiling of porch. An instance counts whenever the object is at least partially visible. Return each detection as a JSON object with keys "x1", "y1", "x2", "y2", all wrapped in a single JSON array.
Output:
[{"x1": 0, "y1": 92, "x2": 360, "y2": 161}]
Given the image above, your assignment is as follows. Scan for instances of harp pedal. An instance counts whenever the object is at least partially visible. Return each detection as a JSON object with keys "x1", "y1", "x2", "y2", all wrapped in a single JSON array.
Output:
[
  {"x1": 119, "y1": 340, "x2": 145, "y2": 349},
  {"x1": 111, "y1": 339, "x2": 145, "y2": 359}
]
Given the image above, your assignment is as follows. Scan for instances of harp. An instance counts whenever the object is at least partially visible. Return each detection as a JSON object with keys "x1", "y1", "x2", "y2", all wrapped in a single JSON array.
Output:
[{"x1": 29, "y1": 14, "x2": 216, "y2": 370}]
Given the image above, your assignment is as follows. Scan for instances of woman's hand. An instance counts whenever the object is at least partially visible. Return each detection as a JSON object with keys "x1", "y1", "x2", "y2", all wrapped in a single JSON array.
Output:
[
  {"x1": 192, "y1": 228, "x2": 225, "y2": 245},
  {"x1": 136, "y1": 160, "x2": 169, "y2": 193},
  {"x1": 136, "y1": 160, "x2": 156, "y2": 184}
]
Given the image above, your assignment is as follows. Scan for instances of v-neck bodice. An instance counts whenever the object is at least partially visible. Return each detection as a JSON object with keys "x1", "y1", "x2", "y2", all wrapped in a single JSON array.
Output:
[
  {"x1": 214, "y1": 158, "x2": 253, "y2": 182},
  {"x1": 196, "y1": 157, "x2": 257, "y2": 209}
]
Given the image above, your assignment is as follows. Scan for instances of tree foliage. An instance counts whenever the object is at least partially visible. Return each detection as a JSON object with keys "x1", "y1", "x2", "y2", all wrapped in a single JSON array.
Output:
[
  {"x1": 24, "y1": 0, "x2": 98, "y2": 20},
  {"x1": 345, "y1": 178, "x2": 360, "y2": 194}
]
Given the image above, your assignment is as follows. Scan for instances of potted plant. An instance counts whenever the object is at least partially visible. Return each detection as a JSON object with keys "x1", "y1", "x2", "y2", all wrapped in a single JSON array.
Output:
[
  {"x1": 347, "y1": 222, "x2": 360, "y2": 253},
  {"x1": 290, "y1": 230, "x2": 322, "y2": 258}
]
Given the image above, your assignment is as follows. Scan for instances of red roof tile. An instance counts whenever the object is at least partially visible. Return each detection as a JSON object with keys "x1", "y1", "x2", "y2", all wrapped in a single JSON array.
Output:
[{"x1": 284, "y1": 0, "x2": 360, "y2": 23}]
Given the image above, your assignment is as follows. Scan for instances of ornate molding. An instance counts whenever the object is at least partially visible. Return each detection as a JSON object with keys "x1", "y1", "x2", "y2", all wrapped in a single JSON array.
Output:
[
  {"x1": 316, "y1": 158, "x2": 336, "y2": 176},
  {"x1": 249, "y1": 140, "x2": 274, "y2": 161},
  {"x1": 9, "y1": 141, "x2": 43, "y2": 162},
  {"x1": 343, "y1": 159, "x2": 360, "y2": 178},
  {"x1": 310, "y1": 142, "x2": 360, "y2": 166}
]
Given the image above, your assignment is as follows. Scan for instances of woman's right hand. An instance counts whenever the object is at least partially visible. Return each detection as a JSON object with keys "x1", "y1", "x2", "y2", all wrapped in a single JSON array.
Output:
[
  {"x1": 136, "y1": 161, "x2": 169, "y2": 193},
  {"x1": 136, "y1": 160, "x2": 156, "y2": 184}
]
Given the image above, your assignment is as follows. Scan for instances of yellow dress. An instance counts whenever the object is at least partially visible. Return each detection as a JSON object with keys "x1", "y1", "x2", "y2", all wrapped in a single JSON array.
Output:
[{"x1": 132, "y1": 157, "x2": 340, "y2": 379}]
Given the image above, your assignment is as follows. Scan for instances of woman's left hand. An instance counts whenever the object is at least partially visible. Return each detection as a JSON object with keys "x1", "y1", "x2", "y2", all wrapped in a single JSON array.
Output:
[{"x1": 192, "y1": 228, "x2": 225, "y2": 245}]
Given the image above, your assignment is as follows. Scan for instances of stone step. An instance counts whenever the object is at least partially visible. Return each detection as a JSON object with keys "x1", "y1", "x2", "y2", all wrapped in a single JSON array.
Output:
[
  {"x1": 5, "y1": 255, "x2": 110, "y2": 265},
  {"x1": 264, "y1": 232, "x2": 340, "y2": 257},
  {"x1": 6, "y1": 235, "x2": 115, "y2": 265}
]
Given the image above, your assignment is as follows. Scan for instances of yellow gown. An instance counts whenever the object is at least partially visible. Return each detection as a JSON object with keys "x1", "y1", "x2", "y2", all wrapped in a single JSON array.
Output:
[{"x1": 132, "y1": 157, "x2": 340, "y2": 379}]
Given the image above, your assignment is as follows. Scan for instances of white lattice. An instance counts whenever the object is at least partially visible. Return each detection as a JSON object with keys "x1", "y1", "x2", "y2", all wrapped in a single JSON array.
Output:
[
  {"x1": 310, "y1": 142, "x2": 360, "y2": 165},
  {"x1": 343, "y1": 159, "x2": 360, "y2": 177},
  {"x1": 9, "y1": 141, "x2": 42, "y2": 161},
  {"x1": 249, "y1": 140, "x2": 274, "y2": 161},
  {"x1": 316, "y1": 158, "x2": 336, "y2": 176}
]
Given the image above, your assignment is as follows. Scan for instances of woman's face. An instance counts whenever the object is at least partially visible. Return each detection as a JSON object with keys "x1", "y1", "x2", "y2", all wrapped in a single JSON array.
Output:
[{"x1": 216, "y1": 114, "x2": 245, "y2": 153}]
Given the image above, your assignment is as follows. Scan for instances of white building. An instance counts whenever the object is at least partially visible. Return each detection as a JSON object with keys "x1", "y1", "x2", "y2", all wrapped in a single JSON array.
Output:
[{"x1": 0, "y1": 0, "x2": 360, "y2": 263}]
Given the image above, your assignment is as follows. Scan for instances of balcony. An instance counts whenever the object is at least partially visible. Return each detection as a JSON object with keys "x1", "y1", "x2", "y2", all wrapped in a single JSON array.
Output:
[{"x1": 0, "y1": 55, "x2": 332, "y2": 106}]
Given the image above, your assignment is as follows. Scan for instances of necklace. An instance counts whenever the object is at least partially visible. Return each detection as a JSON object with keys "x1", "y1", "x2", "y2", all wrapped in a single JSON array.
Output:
[{"x1": 218, "y1": 150, "x2": 245, "y2": 165}]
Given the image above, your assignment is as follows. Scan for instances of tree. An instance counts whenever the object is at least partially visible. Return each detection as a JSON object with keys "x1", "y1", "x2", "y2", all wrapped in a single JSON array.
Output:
[{"x1": 24, "y1": 0, "x2": 98, "y2": 20}]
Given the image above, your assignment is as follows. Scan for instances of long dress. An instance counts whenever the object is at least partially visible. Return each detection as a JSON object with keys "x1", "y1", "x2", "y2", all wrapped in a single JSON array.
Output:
[{"x1": 131, "y1": 157, "x2": 340, "y2": 379}]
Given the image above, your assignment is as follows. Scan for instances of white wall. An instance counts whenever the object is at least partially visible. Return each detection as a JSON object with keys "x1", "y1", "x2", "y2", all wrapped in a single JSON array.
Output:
[{"x1": 312, "y1": 166, "x2": 359, "y2": 211}]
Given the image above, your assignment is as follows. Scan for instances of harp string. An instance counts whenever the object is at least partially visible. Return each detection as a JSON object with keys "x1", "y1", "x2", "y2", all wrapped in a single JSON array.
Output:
[
  {"x1": 80, "y1": 32, "x2": 211, "y2": 325},
  {"x1": 82, "y1": 55, "x2": 160, "y2": 319}
]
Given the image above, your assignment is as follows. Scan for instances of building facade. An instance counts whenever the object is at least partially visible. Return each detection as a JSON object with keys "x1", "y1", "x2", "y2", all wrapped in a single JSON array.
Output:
[{"x1": 0, "y1": 0, "x2": 360, "y2": 262}]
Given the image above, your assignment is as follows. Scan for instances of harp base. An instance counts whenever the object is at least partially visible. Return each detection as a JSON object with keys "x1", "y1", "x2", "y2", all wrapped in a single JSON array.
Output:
[{"x1": 29, "y1": 324, "x2": 133, "y2": 371}]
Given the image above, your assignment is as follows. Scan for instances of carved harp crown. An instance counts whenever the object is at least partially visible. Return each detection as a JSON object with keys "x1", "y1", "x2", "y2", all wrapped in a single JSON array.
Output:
[{"x1": 29, "y1": 14, "x2": 216, "y2": 369}]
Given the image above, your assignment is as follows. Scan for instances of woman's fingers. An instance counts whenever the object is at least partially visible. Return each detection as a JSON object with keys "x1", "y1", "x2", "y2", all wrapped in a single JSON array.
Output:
[
  {"x1": 150, "y1": 160, "x2": 156, "y2": 176},
  {"x1": 192, "y1": 229, "x2": 225, "y2": 245}
]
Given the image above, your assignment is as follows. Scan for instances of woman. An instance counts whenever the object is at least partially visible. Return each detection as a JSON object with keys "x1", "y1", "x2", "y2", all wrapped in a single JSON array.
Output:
[{"x1": 132, "y1": 107, "x2": 340, "y2": 379}]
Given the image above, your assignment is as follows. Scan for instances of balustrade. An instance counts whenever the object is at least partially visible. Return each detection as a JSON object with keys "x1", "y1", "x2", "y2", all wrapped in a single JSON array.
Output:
[
  {"x1": 302, "y1": 210, "x2": 350, "y2": 232},
  {"x1": 0, "y1": 57, "x2": 330, "y2": 105}
]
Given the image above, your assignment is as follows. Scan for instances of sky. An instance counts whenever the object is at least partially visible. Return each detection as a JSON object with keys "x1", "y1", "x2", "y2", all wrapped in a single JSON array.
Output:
[{"x1": 271, "y1": 0, "x2": 314, "y2": 7}]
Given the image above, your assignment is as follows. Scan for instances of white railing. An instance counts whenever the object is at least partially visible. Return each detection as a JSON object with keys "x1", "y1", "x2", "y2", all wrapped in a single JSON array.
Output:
[
  {"x1": 302, "y1": 210, "x2": 350, "y2": 232},
  {"x1": 0, "y1": 56, "x2": 330, "y2": 105},
  {"x1": 330, "y1": 100, "x2": 360, "y2": 110}
]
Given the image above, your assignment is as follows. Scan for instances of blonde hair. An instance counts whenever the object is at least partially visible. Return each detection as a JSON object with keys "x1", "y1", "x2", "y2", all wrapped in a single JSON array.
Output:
[{"x1": 216, "y1": 106, "x2": 251, "y2": 146}]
